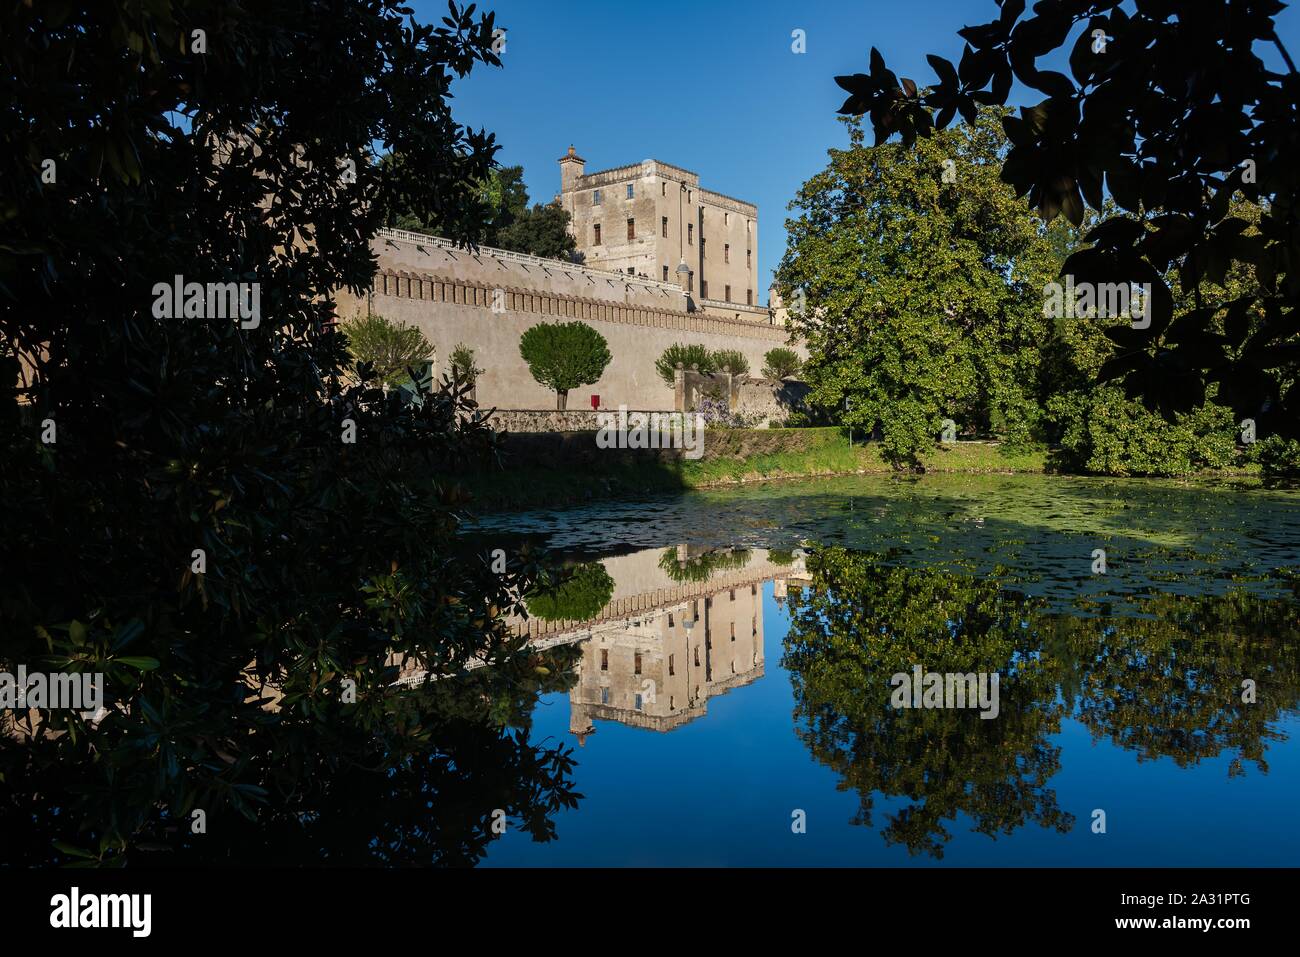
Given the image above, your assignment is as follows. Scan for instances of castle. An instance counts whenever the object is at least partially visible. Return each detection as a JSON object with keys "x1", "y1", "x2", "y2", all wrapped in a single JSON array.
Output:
[
  {"x1": 336, "y1": 148, "x2": 803, "y2": 412},
  {"x1": 558, "y1": 147, "x2": 765, "y2": 321}
]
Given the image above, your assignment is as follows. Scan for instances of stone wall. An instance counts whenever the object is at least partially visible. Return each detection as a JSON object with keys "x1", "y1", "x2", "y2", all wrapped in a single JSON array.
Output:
[
  {"x1": 734, "y1": 377, "x2": 813, "y2": 424},
  {"x1": 675, "y1": 368, "x2": 812, "y2": 426},
  {"x1": 335, "y1": 231, "x2": 804, "y2": 411},
  {"x1": 488, "y1": 408, "x2": 658, "y2": 433}
]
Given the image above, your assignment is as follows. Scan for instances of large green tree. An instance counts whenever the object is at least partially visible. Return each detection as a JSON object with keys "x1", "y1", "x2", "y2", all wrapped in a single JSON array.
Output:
[
  {"x1": 777, "y1": 108, "x2": 1058, "y2": 465},
  {"x1": 519, "y1": 321, "x2": 611, "y2": 409},
  {"x1": 0, "y1": 0, "x2": 580, "y2": 864},
  {"x1": 496, "y1": 201, "x2": 580, "y2": 260},
  {"x1": 833, "y1": 0, "x2": 1300, "y2": 441}
]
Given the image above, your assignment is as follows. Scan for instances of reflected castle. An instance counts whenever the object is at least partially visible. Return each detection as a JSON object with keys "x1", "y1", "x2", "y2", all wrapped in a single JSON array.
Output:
[{"x1": 525, "y1": 545, "x2": 807, "y2": 743}]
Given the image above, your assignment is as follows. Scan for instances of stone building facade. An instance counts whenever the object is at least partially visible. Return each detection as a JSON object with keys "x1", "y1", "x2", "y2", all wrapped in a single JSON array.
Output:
[
  {"x1": 558, "y1": 147, "x2": 764, "y2": 323},
  {"x1": 336, "y1": 228, "x2": 802, "y2": 411},
  {"x1": 331, "y1": 149, "x2": 801, "y2": 412}
]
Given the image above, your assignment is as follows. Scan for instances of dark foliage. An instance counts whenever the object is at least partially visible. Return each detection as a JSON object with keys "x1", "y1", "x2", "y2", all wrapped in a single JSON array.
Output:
[
  {"x1": 834, "y1": 0, "x2": 1299, "y2": 437},
  {"x1": 0, "y1": 0, "x2": 582, "y2": 864}
]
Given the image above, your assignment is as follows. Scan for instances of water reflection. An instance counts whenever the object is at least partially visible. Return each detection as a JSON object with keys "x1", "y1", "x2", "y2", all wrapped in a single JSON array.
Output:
[
  {"x1": 7, "y1": 473, "x2": 1299, "y2": 866},
  {"x1": 515, "y1": 546, "x2": 793, "y2": 740},
  {"x1": 780, "y1": 546, "x2": 1300, "y2": 857}
]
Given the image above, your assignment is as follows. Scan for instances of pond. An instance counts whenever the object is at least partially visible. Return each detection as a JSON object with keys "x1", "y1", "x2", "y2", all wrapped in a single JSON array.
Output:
[{"x1": 469, "y1": 473, "x2": 1300, "y2": 866}]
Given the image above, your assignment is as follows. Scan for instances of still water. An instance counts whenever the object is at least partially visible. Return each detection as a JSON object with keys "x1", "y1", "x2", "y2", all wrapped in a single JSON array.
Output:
[{"x1": 472, "y1": 473, "x2": 1300, "y2": 866}]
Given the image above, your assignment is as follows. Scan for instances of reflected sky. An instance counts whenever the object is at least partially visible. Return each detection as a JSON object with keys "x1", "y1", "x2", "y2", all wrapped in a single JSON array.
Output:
[{"x1": 478, "y1": 475, "x2": 1300, "y2": 866}]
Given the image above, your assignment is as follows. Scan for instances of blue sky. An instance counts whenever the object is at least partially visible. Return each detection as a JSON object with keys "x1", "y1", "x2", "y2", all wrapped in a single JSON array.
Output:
[{"x1": 416, "y1": 0, "x2": 1300, "y2": 305}]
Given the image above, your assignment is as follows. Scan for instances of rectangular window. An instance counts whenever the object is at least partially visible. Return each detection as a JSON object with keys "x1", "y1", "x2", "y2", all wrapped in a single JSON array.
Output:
[
  {"x1": 730, "y1": 622, "x2": 735, "y2": 641},
  {"x1": 724, "y1": 243, "x2": 730, "y2": 264},
  {"x1": 634, "y1": 653, "x2": 642, "y2": 675},
  {"x1": 593, "y1": 189, "x2": 601, "y2": 205},
  {"x1": 747, "y1": 288, "x2": 753, "y2": 305},
  {"x1": 725, "y1": 212, "x2": 729, "y2": 225},
  {"x1": 747, "y1": 249, "x2": 752, "y2": 268},
  {"x1": 669, "y1": 654, "x2": 675, "y2": 676},
  {"x1": 626, "y1": 183, "x2": 634, "y2": 199},
  {"x1": 635, "y1": 693, "x2": 643, "y2": 711},
  {"x1": 661, "y1": 182, "x2": 666, "y2": 197},
  {"x1": 668, "y1": 613, "x2": 674, "y2": 627},
  {"x1": 627, "y1": 217, "x2": 635, "y2": 240},
  {"x1": 688, "y1": 271, "x2": 693, "y2": 293},
  {"x1": 725, "y1": 284, "x2": 732, "y2": 302},
  {"x1": 593, "y1": 224, "x2": 601, "y2": 245},
  {"x1": 687, "y1": 223, "x2": 693, "y2": 245},
  {"x1": 600, "y1": 648, "x2": 608, "y2": 671},
  {"x1": 662, "y1": 265, "x2": 669, "y2": 282},
  {"x1": 601, "y1": 687, "x2": 609, "y2": 704},
  {"x1": 701, "y1": 280, "x2": 708, "y2": 299},
  {"x1": 662, "y1": 216, "x2": 668, "y2": 238},
  {"x1": 627, "y1": 267, "x2": 634, "y2": 275}
]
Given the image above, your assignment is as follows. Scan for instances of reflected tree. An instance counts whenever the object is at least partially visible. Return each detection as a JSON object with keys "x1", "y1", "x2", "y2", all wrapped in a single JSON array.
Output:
[
  {"x1": 0, "y1": 645, "x2": 583, "y2": 867},
  {"x1": 782, "y1": 546, "x2": 1072, "y2": 857},
  {"x1": 783, "y1": 546, "x2": 1300, "y2": 856}
]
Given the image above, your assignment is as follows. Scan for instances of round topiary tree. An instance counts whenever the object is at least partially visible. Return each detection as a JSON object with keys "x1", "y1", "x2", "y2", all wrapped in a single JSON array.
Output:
[
  {"x1": 519, "y1": 321, "x2": 611, "y2": 409},
  {"x1": 763, "y1": 347, "x2": 802, "y2": 379}
]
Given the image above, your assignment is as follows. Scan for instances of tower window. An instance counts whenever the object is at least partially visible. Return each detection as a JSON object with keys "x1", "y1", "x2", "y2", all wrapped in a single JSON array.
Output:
[
  {"x1": 593, "y1": 224, "x2": 601, "y2": 245},
  {"x1": 627, "y1": 218, "x2": 635, "y2": 240},
  {"x1": 634, "y1": 652, "x2": 642, "y2": 675},
  {"x1": 724, "y1": 243, "x2": 730, "y2": 264},
  {"x1": 747, "y1": 289, "x2": 753, "y2": 305},
  {"x1": 725, "y1": 285, "x2": 732, "y2": 302},
  {"x1": 601, "y1": 649, "x2": 608, "y2": 671},
  {"x1": 626, "y1": 183, "x2": 634, "y2": 199},
  {"x1": 662, "y1": 216, "x2": 668, "y2": 238},
  {"x1": 593, "y1": 189, "x2": 601, "y2": 205},
  {"x1": 662, "y1": 265, "x2": 669, "y2": 282},
  {"x1": 687, "y1": 223, "x2": 693, "y2": 245}
]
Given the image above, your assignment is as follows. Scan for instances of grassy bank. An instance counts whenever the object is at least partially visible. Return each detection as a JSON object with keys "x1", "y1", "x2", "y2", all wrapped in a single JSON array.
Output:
[{"x1": 464, "y1": 427, "x2": 1054, "y2": 511}]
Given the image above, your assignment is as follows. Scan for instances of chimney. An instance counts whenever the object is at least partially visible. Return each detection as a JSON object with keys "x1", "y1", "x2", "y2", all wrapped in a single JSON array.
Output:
[{"x1": 559, "y1": 144, "x2": 585, "y2": 193}]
